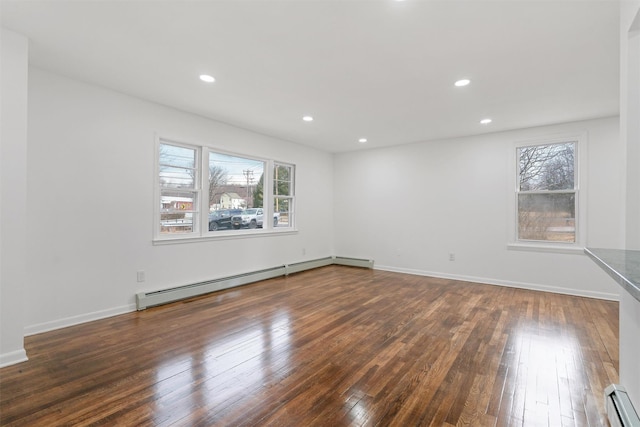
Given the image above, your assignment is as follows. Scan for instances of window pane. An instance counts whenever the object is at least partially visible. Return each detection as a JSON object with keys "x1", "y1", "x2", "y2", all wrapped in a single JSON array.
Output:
[
  {"x1": 159, "y1": 143, "x2": 196, "y2": 189},
  {"x1": 159, "y1": 165, "x2": 195, "y2": 188},
  {"x1": 518, "y1": 193, "x2": 575, "y2": 242},
  {"x1": 518, "y1": 142, "x2": 575, "y2": 191},
  {"x1": 208, "y1": 152, "x2": 265, "y2": 231},
  {"x1": 208, "y1": 152, "x2": 264, "y2": 210},
  {"x1": 274, "y1": 164, "x2": 293, "y2": 196},
  {"x1": 274, "y1": 197, "x2": 291, "y2": 228},
  {"x1": 160, "y1": 191, "x2": 196, "y2": 234}
]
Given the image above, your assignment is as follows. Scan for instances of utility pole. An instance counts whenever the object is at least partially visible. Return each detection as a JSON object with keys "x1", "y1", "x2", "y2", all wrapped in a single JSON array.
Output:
[{"x1": 243, "y1": 169, "x2": 254, "y2": 206}]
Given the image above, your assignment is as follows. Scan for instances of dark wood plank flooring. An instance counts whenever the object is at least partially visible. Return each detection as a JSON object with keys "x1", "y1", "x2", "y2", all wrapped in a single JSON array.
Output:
[{"x1": 0, "y1": 266, "x2": 618, "y2": 426}]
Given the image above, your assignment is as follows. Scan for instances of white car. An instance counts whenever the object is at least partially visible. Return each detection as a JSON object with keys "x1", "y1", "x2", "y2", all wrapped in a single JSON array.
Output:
[{"x1": 231, "y1": 208, "x2": 279, "y2": 229}]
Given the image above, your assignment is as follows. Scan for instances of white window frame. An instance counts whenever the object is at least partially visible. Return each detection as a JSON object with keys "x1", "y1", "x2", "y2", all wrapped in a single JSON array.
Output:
[
  {"x1": 153, "y1": 135, "x2": 297, "y2": 244},
  {"x1": 273, "y1": 162, "x2": 295, "y2": 230},
  {"x1": 155, "y1": 138, "x2": 201, "y2": 238},
  {"x1": 507, "y1": 132, "x2": 587, "y2": 254},
  {"x1": 201, "y1": 146, "x2": 270, "y2": 233}
]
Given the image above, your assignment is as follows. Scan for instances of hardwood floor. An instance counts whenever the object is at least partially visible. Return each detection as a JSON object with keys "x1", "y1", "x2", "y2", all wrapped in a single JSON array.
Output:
[{"x1": 0, "y1": 266, "x2": 618, "y2": 426}]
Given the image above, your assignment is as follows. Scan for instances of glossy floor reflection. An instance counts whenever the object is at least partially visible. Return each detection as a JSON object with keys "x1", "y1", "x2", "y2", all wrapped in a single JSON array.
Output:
[{"x1": 0, "y1": 266, "x2": 618, "y2": 426}]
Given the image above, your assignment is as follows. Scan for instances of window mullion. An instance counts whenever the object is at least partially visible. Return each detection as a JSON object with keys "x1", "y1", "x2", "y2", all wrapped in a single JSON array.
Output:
[
  {"x1": 264, "y1": 160, "x2": 274, "y2": 229},
  {"x1": 517, "y1": 189, "x2": 577, "y2": 196},
  {"x1": 201, "y1": 147, "x2": 210, "y2": 234}
]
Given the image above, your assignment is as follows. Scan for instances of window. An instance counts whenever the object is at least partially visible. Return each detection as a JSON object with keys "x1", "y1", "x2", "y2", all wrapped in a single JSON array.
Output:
[
  {"x1": 516, "y1": 141, "x2": 577, "y2": 243},
  {"x1": 158, "y1": 142, "x2": 199, "y2": 235},
  {"x1": 207, "y1": 151, "x2": 265, "y2": 231},
  {"x1": 156, "y1": 138, "x2": 295, "y2": 240},
  {"x1": 274, "y1": 163, "x2": 294, "y2": 228}
]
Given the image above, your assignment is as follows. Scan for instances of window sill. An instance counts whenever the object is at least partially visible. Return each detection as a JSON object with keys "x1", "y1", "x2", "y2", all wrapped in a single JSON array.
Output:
[
  {"x1": 507, "y1": 242, "x2": 585, "y2": 255},
  {"x1": 153, "y1": 228, "x2": 298, "y2": 245}
]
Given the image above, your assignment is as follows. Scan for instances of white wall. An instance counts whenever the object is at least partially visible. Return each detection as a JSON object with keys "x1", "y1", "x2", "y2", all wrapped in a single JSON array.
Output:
[
  {"x1": 23, "y1": 67, "x2": 334, "y2": 334},
  {"x1": 619, "y1": 0, "x2": 640, "y2": 410},
  {"x1": 623, "y1": 2, "x2": 640, "y2": 251},
  {"x1": 334, "y1": 117, "x2": 623, "y2": 299},
  {"x1": 1, "y1": 20, "x2": 629, "y2": 371},
  {"x1": 0, "y1": 29, "x2": 29, "y2": 367}
]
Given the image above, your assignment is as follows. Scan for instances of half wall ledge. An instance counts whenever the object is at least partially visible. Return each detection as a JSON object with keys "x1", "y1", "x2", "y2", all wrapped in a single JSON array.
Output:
[{"x1": 585, "y1": 247, "x2": 640, "y2": 303}]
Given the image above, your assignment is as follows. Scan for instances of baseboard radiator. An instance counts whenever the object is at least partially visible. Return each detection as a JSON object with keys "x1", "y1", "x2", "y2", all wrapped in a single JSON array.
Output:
[
  {"x1": 136, "y1": 256, "x2": 374, "y2": 310},
  {"x1": 605, "y1": 384, "x2": 640, "y2": 427}
]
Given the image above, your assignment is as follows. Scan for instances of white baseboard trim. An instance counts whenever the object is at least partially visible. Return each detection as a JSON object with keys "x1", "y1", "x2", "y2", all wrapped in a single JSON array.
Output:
[
  {"x1": 24, "y1": 304, "x2": 137, "y2": 337},
  {"x1": 0, "y1": 349, "x2": 28, "y2": 368},
  {"x1": 375, "y1": 265, "x2": 620, "y2": 301}
]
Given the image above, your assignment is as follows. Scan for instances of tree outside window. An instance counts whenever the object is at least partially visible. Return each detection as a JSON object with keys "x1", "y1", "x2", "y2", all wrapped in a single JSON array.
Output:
[
  {"x1": 252, "y1": 163, "x2": 294, "y2": 228},
  {"x1": 517, "y1": 142, "x2": 576, "y2": 242},
  {"x1": 274, "y1": 163, "x2": 294, "y2": 228}
]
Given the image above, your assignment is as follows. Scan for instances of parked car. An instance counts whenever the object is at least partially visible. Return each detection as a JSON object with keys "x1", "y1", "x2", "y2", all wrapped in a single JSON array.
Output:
[
  {"x1": 231, "y1": 208, "x2": 280, "y2": 229},
  {"x1": 208, "y1": 209, "x2": 243, "y2": 231}
]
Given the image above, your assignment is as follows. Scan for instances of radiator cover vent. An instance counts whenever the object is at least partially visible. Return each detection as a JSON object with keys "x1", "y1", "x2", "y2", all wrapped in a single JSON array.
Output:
[
  {"x1": 605, "y1": 384, "x2": 640, "y2": 427},
  {"x1": 136, "y1": 256, "x2": 374, "y2": 310}
]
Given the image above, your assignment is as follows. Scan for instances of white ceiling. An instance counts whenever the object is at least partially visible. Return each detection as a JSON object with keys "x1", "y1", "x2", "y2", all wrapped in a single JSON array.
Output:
[{"x1": 1, "y1": 0, "x2": 620, "y2": 153}]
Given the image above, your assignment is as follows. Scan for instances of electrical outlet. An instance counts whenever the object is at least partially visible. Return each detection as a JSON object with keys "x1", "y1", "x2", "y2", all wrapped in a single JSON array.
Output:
[
  {"x1": 449, "y1": 253, "x2": 455, "y2": 261},
  {"x1": 302, "y1": 248, "x2": 306, "y2": 255},
  {"x1": 137, "y1": 270, "x2": 146, "y2": 282}
]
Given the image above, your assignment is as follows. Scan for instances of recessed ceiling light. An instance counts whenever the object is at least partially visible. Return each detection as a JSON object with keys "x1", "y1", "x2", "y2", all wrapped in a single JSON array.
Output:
[
  {"x1": 358, "y1": 138, "x2": 367, "y2": 143},
  {"x1": 302, "y1": 116, "x2": 314, "y2": 122},
  {"x1": 454, "y1": 79, "x2": 471, "y2": 87},
  {"x1": 199, "y1": 74, "x2": 215, "y2": 83},
  {"x1": 480, "y1": 118, "x2": 492, "y2": 124}
]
